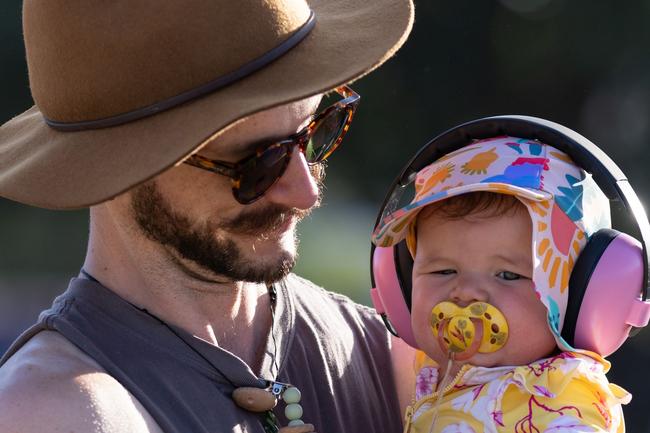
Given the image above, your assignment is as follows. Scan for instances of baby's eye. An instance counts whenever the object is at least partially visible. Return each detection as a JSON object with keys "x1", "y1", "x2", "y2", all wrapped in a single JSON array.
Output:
[
  {"x1": 497, "y1": 271, "x2": 523, "y2": 281},
  {"x1": 433, "y1": 269, "x2": 456, "y2": 275}
]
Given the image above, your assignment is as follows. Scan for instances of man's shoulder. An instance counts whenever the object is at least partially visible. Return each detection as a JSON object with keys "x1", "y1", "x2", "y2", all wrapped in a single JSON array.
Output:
[
  {"x1": 285, "y1": 273, "x2": 378, "y2": 317},
  {"x1": 0, "y1": 331, "x2": 163, "y2": 433},
  {"x1": 284, "y1": 273, "x2": 391, "y2": 347}
]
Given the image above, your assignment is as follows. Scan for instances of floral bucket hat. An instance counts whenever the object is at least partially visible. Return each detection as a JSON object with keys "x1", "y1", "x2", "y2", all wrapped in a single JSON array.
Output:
[{"x1": 372, "y1": 136, "x2": 612, "y2": 351}]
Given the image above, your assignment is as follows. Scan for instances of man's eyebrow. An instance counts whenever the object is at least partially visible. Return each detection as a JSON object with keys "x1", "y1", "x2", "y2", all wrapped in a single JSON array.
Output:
[
  {"x1": 222, "y1": 132, "x2": 290, "y2": 160},
  {"x1": 229, "y1": 114, "x2": 315, "y2": 157},
  {"x1": 234, "y1": 135, "x2": 282, "y2": 155}
]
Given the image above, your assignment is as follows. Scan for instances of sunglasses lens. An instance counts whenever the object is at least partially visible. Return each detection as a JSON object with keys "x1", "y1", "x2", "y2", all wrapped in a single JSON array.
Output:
[
  {"x1": 304, "y1": 106, "x2": 350, "y2": 163},
  {"x1": 237, "y1": 144, "x2": 290, "y2": 203}
]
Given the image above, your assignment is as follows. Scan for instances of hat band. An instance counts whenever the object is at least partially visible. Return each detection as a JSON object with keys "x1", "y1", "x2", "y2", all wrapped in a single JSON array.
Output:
[{"x1": 44, "y1": 11, "x2": 316, "y2": 132}]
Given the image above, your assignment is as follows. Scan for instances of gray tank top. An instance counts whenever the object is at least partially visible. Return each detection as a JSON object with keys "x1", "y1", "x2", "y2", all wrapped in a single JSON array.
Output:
[{"x1": 1, "y1": 275, "x2": 402, "y2": 433}]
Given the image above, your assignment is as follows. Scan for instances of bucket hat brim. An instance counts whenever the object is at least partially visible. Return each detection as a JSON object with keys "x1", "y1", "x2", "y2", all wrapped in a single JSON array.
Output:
[
  {"x1": 372, "y1": 182, "x2": 551, "y2": 247},
  {"x1": 0, "y1": 0, "x2": 413, "y2": 209}
]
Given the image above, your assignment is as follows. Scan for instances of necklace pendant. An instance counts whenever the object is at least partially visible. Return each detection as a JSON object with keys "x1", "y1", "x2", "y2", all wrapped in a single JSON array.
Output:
[
  {"x1": 232, "y1": 387, "x2": 278, "y2": 412},
  {"x1": 234, "y1": 381, "x2": 311, "y2": 431},
  {"x1": 268, "y1": 380, "x2": 291, "y2": 396}
]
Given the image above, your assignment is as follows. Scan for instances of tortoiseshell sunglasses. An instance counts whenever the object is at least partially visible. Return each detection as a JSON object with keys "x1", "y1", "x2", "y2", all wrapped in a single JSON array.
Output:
[{"x1": 184, "y1": 86, "x2": 360, "y2": 204}]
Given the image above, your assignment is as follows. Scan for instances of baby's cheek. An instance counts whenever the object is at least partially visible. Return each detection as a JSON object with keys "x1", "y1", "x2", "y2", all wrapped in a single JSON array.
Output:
[
  {"x1": 506, "y1": 309, "x2": 556, "y2": 363},
  {"x1": 410, "y1": 303, "x2": 429, "y2": 337},
  {"x1": 411, "y1": 304, "x2": 435, "y2": 348}
]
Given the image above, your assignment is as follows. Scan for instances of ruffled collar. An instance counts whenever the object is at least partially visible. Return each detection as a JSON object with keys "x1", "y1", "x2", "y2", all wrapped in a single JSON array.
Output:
[{"x1": 414, "y1": 351, "x2": 628, "y2": 404}]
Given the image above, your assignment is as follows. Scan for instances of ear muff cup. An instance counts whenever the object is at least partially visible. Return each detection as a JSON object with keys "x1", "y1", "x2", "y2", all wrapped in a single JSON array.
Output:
[
  {"x1": 370, "y1": 244, "x2": 418, "y2": 347},
  {"x1": 564, "y1": 229, "x2": 647, "y2": 356},
  {"x1": 394, "y1": 240, "x2": 414, "y2": 309},
  {"x1": 562, "y1": 228, "x2": 620, "y2": 346}
]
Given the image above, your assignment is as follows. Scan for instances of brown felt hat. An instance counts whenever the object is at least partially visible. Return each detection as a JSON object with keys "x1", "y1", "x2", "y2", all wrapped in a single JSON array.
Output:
[{"x1": 0, "y1": 0, "x2": 414, "y2": 209}]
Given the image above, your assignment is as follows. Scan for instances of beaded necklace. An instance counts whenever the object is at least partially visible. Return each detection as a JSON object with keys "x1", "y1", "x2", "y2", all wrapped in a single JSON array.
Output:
[{"x1": 79, "y1": 270, "x2": 310, "y2": 432}]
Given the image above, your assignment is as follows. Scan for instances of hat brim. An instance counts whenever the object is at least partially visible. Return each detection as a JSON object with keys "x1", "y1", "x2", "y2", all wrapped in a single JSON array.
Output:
[
  {"x1": 373, "y1": 182, "x2": 552, "y2": 246},
  {"x1": 0, "y1": 0, "x2": 413, "y2": 209}
]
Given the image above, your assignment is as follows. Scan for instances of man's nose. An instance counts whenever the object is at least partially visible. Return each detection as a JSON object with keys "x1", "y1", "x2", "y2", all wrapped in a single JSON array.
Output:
[{"x1": 263, "y1": 147, "x2": 319, "y2": 210}]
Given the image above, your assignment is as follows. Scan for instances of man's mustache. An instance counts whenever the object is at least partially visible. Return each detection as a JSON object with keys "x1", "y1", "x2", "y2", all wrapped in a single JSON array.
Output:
[{"x1": 220, "y1": 204, "x2": 312, "y2": 236}]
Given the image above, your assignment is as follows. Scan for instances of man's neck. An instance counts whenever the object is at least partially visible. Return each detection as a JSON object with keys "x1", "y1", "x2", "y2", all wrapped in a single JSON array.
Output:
[{"x1": 83, "y1": 205, "x2": 274, "y2": 370}]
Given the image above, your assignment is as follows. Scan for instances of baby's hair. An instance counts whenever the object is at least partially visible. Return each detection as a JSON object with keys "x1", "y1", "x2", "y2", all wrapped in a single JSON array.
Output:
[
  {"x1": 419, "y1": 191, "x2": 526, "y2": 221},
  {"x1": 407, "y1": 192, "x2": 526, "y2": 256}
]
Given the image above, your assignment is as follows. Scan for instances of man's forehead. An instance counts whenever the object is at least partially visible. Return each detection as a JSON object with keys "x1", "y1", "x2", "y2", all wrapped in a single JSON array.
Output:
[{"x1": 201, "y1": 95, "x2": 322, "y2": 157}]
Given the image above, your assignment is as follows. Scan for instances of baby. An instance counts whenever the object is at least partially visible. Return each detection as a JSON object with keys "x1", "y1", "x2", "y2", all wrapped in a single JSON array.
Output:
[{"x1": 372, "y1": 136, "x2": 631, "y2": 433}]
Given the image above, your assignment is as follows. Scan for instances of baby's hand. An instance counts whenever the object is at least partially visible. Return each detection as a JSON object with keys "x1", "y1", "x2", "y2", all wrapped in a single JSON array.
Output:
[{"x1": 278, "y1": 423, "x2": 315, "y2": 433}]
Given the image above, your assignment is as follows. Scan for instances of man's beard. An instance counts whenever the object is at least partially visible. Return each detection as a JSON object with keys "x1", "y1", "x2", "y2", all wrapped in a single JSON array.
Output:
[{"x1": 130, "y1": 181, "x2": 318, "y2": 284}]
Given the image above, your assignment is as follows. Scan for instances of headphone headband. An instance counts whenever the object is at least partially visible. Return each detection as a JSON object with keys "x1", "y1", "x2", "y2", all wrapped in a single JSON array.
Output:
[{"x1": 373, "y1": 115, "x2": 650, "y2": 301}]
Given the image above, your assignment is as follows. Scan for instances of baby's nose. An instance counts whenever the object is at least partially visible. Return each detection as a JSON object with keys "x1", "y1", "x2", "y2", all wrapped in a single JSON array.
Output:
[{"x1": 449, "y1": 275, "x2": 490, "y2": 306}]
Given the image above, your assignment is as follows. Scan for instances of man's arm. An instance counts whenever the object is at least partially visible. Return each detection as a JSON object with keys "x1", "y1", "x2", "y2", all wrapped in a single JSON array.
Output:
[{"x1": 0, "y1": 331, "x2": 163, "y2": 433}]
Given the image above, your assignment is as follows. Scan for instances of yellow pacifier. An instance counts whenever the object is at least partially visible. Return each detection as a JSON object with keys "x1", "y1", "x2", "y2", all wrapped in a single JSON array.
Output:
[{"x1": 430, "y1": 301, "x2": 508, "y2": 356}]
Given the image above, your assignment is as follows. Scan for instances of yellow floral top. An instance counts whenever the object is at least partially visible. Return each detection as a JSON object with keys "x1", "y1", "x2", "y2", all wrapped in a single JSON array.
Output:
[{"x1": 404, "y1": 351, "x2": 630, "y2": 433}]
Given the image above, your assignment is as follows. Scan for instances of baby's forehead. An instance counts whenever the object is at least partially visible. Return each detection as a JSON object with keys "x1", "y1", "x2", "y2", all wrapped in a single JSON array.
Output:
[
  {"x1": 414, "y1": 207, "x2": 532, "y2": 255},
  {"x1": 415, "y1": 191, "x2": 528, "y2": 222}
]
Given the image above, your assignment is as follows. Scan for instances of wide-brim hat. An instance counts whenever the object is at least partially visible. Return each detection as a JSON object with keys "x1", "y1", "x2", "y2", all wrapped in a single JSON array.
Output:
[{"x1": 0, "y1": 0, "x2": 414, "y2": 209}]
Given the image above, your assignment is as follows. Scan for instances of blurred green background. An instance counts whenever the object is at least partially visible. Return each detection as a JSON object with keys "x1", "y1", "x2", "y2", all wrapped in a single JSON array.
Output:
[{"x1": 1, "y1": 0, "x2": 650, "y2": 430}]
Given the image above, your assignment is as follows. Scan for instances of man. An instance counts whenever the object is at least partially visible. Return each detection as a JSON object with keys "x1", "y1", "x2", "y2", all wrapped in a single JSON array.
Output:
[{"x1": 0, "y1": 1, "x2": 414, "y2": 432}]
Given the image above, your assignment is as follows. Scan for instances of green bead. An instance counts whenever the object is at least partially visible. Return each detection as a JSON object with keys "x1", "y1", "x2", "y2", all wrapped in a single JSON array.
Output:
[
  {"x1": 288, "y1": 420, "x2": 305, "y2": 427},
  {"x1": 282, "y1": 387, "x2": 301, "y2": 404},
  {"x1": 284, "y1": 403, "x2": 303, "y2": 420}
]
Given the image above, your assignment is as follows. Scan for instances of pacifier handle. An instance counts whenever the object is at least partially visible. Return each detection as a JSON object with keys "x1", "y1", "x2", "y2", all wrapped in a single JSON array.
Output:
[{"x1": 434, "y1": 316, "x2": 484, "y2": 361}]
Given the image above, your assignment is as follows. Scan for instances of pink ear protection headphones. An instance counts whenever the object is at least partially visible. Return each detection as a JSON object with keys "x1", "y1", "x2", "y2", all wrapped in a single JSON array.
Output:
[{"x1": 370, "y1": 115, "x2": 650, "y2": 356}]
